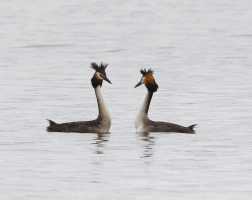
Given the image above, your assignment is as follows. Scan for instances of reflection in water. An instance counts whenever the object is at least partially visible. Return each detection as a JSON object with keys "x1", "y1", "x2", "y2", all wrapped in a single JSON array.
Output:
[
  {"x1": 137, "y1": 132, "x2": 155, "y2": 158},
  {"x1": 92, "y1": 133, "x2": 110, "y2": 154}
]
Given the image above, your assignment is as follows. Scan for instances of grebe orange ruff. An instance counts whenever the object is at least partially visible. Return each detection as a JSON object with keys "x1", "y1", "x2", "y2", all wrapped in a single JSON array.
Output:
[
  {"x1": 47, "y1": 62, "x2": 112, "y2": 133},
  {"x1": 134, "y1": 69, "x2": 196, "y2": 134}
]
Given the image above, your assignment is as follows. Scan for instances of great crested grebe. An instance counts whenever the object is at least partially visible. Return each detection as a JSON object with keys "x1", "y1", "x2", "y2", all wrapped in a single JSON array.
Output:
[
  {"x1": 47, "y1": 62, "x2": 112, "y2": 133},
  {"x1": 134, "y1": 69, "x2": 196, "y2": 133}
]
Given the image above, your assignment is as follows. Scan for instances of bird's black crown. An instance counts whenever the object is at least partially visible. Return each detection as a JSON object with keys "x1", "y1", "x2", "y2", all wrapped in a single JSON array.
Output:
[{"x1": 140, "y1": 68, "x2": 154, "y2": 76}]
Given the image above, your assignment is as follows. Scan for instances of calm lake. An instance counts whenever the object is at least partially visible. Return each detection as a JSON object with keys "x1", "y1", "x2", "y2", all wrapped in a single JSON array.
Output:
[{"x1": 1, "y1": 0, "x2": 252, "y2": 199}]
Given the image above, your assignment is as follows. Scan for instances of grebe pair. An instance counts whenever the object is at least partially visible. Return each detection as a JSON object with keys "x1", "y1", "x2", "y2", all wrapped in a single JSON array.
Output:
[{"x1": 47, "y1": 63, "x2": 196, "y2": 134}]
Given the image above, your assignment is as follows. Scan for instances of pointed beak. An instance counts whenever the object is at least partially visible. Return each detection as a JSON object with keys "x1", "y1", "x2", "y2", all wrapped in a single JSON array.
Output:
[
  {"x1": 103, "y1": 76, "x2": 112, "y2": 84},
  {"x1": 134, "y1": 81, "x2": 142, "y2": 88}
]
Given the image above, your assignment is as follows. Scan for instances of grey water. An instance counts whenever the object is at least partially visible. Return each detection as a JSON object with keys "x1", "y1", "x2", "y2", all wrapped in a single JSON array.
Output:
[{"x1": 1, "y1": 0, "x2": 252, "y2": 199}]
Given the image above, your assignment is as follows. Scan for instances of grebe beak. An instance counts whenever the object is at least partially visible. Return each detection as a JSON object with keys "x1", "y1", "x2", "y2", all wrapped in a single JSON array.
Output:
[
  {"x1": 100, "y1": 73, "x2": 112, "y2": 84},
  {"x1": 134, "y1": 81, "x2": 142, "y2": 88},
  {"x1": 104, "y1": 76, "x2": 112, "y2": 84}
]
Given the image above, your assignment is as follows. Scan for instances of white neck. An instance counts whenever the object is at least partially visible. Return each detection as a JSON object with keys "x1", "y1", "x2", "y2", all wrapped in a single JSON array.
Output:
[
  {"x1": 95, "y1": 86, "x2": 111, "y2": 119},
  {"x1": 135, "y1": 91, "x2": 153, "y2": 132},
  {"x1": 138, "y1": 91, "x2": 153, "y2": 116}
]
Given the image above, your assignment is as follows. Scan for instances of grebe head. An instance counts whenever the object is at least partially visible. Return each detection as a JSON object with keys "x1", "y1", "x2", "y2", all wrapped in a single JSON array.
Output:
[
  {"x1": 135, "y1": 68, "x2": 159, "y2": 92},
  {"x1": 91, "y1": 62, "x2": 112, "y2": 88}
]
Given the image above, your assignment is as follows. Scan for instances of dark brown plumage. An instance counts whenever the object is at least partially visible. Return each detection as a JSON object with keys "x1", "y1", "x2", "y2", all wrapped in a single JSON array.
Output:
[{"x1": 47, "y1": 117, "x2": 104, "y2": 133}]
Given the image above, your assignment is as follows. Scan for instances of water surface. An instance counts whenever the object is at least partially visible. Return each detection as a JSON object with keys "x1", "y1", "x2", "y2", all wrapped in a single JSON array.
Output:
[{"x1": 1, "y1": 0, "x2": 252, "y2": 199}]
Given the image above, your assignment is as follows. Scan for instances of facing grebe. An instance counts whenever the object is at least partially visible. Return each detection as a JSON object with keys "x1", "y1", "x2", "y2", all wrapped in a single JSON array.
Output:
[
  {"x1": 47, "y1": 62, "x2": 112, "y2": 133},
  {"x1": 134, "y1": 69, "x2": 196, "y2": 134}
]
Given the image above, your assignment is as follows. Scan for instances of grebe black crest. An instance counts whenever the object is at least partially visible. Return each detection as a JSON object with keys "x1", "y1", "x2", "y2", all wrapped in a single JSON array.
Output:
[
  {"x1": 47, "y1": 62, "x2": 112, "y2": 133},
  {"x1": 134, "y1": 68, "x2": 196, "y2": 134}
]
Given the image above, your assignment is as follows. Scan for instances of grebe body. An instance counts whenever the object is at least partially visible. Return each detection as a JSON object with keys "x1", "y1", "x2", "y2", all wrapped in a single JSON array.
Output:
[
  {"x1": 134, "y1": 69, "x2": 196, "y2": 134},
  {"x1": 47, "y1": 62, "x2": 112, "y2": 133}
]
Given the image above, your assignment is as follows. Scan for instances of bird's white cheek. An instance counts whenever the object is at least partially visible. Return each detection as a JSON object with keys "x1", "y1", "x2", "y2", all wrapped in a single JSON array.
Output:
[
  {"x1": 141, "y1": 77, "x2": 145, "y2": 84},
  {"x1": 97, "y1": 73, "x2": 103, "y2": 80}
]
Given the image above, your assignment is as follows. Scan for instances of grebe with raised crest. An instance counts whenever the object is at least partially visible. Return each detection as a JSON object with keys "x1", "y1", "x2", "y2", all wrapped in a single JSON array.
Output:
[
  {"x1": 134, "y1": 69, "x2": 196, "y2": 133},
  {"x1": 47, "y1": 62, "x2": 112, "y2": 133}
]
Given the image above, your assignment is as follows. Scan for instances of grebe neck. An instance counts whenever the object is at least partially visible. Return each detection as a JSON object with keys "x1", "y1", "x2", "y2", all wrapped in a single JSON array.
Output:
[
  {"x1": 95, "y1": 85, "x2": 110, "y2": 118},
  {"x1": 139, "y1": 91, "x2": 153, "y2": 116}
]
